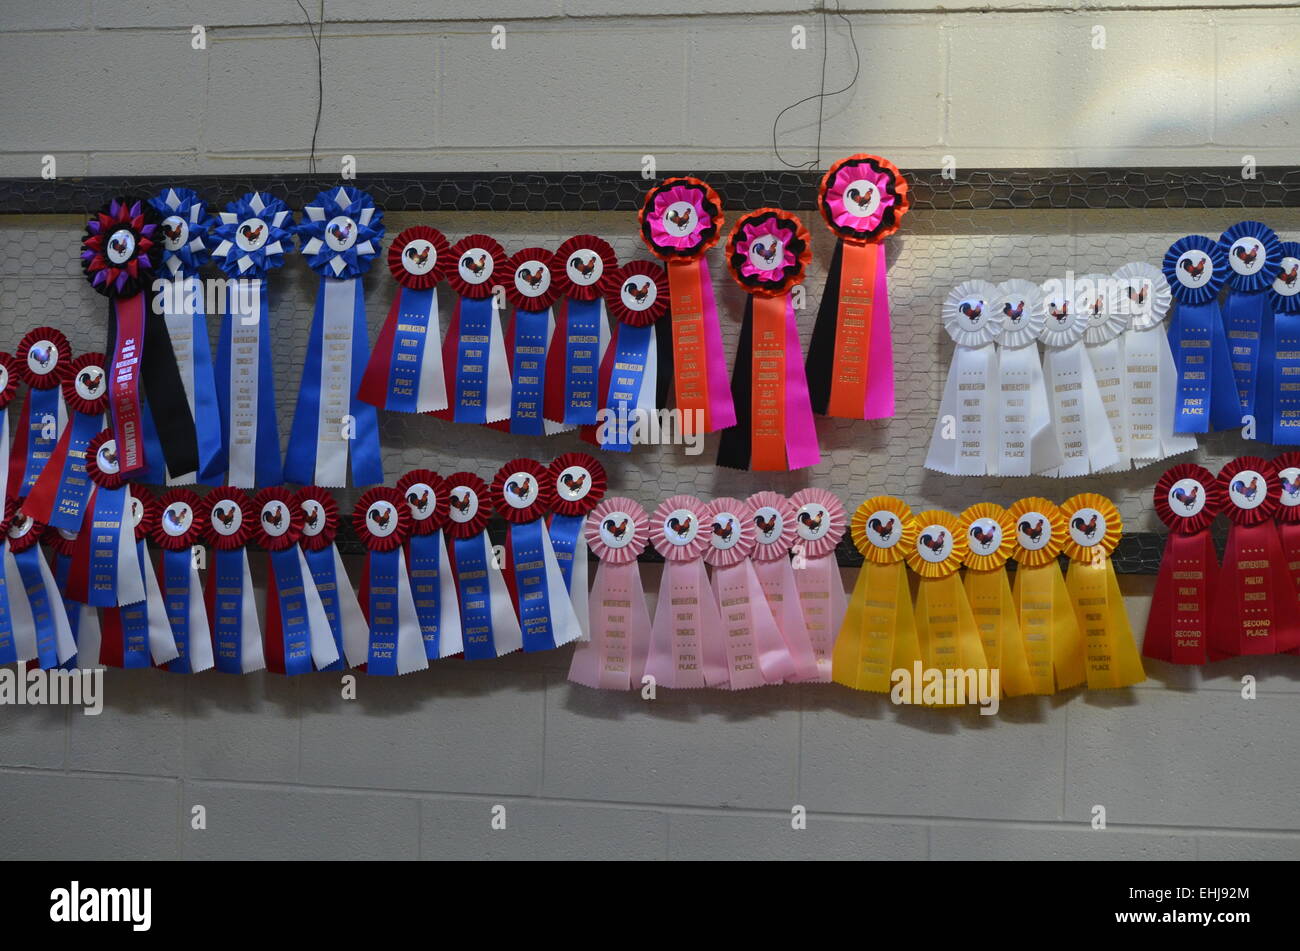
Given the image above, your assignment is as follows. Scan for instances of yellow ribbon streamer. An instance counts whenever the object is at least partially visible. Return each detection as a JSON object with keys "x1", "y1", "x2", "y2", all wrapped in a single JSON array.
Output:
[
  {"x1": 1008, "y1": 497, "x2": 1085, "y2": 694},
  {"x1": 959, "y1": 503, "x2": 1034, "y2": 697}
]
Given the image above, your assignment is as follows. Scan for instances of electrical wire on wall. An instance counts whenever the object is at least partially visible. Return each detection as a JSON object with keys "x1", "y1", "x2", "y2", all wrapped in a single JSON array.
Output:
[
  {"x1": 771, "y1": 0, "x2": 861, "y2": 171},
  {"x1": 295, "y1": 0, "x2": 325, "y2": 174}
]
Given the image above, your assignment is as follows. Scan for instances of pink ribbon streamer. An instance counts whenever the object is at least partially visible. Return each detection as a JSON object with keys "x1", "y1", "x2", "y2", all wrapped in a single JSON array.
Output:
[
  {"x1": 792, "y1": 554, "x2": 846, "y2": 682},
  {"x1": 781, "y1": 294, "x2": 821, "y2": 470},
  {"x1": 863, "y1": 245, "x2": 894, "y2": 420},
  {"x1": 645, "y1": 560, "x2": 728, "y2": 688},
  {"x1": 698, "y1": 259, "x2": 737, "y2": 431},
  {"x1": 710, "y1": 561, "x2": 795, "y2": 688},
  {"x1": 752, "y1": 557, "x2": 821, "y2": 681},
  {"x1": 568, "y1": 560, "x2": 651, "y2": 690}
]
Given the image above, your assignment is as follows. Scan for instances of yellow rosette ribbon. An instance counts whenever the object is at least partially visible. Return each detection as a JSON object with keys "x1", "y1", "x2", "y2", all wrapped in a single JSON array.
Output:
[
  {"x1": 1060, "y1": 493, "x2": 1146, "y2": 689},
  {"x1": 906, "y1": 509, "x2": 988, "y2": 707},
  {"x1": 960, "y1": 503, "x2": 1034, "y2": 698},
  {"x1": 832, "y1": 496, "x2": 919, "y2": 692},
  {"x1": 1007, "y1": 497, "x2": 1085, "y2": 694}
]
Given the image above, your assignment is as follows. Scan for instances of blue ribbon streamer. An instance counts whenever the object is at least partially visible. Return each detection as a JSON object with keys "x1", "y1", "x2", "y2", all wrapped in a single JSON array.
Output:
[
  {"x1": 212, "y1": 547, "x2": 246, "y2": 674},
  {"x1": 454, "y1": 535, "x2": 496, "y2": 660},
  {"x1": 87, "y1": 485, "x2": 127, "y2": 608},
  {"x1": 0, "y1": 546, "x2": 15, "y2": 665},
  {"x1": 162, "y1": 548, "x2": 195, "y2": 673},
  {"x1": 115, "y1": 540, "x2": 153, "y2": 668},
  {"x1": 408, "y1": 532, "x2": 445, "y2": 660},
  {"x1": 139, "y1": 396, "x2": 170, "y2": 484},
  {"x1": 1222, "y1": 291, "x2": 1269, "y2": 420},
  {"x1": 547, "y1": 513, "x2": 584, "y2": 592},
  {"x1": 563, "y1": 298, "x2": 601, "y2": 425},
  {"x1": 509, "y1": 519, "x2": 557, "y2": 653},
  {"x1": 601, "y1": 322, "x2": 653, "y2": 452},
  {"x1": 509, "y1": 309, "x2": 549, "y2": 436},
  {"x1": 189, "y1": 309, "x2": 227, "y2": 484},
  {"x1": 22, "y1": 387, "x2": 61, "y2": 493},
  {"x1": 453, "y1": 297, "x2": 494, "y2": 424},
  {"x1": 15, "y1": 547, "x2": 60, "y2": 669},
  {"x1": 54, "y1": 553, "x2": 80, "y2": 670},
  {"x1": 303, "y1": 546, "x2": 346, "y2": 671},
  {"x1": 385, "y1": 287, "x2": 435, "y2": 413},
  {"x1": 365, "y1": 549, "x2": 400, "y2": 675},
  {"x1": 1264, "y1": 306, "x2": 1300, "y2": 445},
  {"x1": 269, "y1": 547, "x2": 314, "y2": 675},
  {"x1": 1169, "y1": 301, "x2": 1241, "y2": 433},
  {"x1": 49, "y1": 412, "x2": 102, "y2": 531},
  {"x1": 216, "y1": 280, "x2": 282, "y2": 486}
]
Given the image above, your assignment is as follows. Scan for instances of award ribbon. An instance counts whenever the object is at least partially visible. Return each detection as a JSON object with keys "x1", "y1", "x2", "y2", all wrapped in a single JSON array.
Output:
[
  {"x1": 352, "y1": 487, "x2": 427, "y2": 675},
  {"x1": 1144, "y1": 464, "x2": 1221, "y2": 665},
  {"x1": 436, "y1": 235, "x2": 513, "y2": 424},
  {"x1": 643, "y1": 495, "x2": 728, "y2": 688},
  {"x1": 0, "y1": 505, "x2": 20, "y2": 666},
  {"x1": 746, "y1": 491, "x2": 821, "y2": 681},
  {"x1": 1060, "y1": 493, "x2": 1145, "y2": 688},
  {"x1": 444, "y1": 472, "x2": 522, "y2": 659},
  {"x1": 925, "y1": 281, "x2": 1001, "y2": 475},
  {"x1": 98, "y1": 490, "x2": 179, "y2": 669},
  {"x1": 4, "y1": 502, "x2": 75, "y2": 670},
  {"x1": 153, "y1": 489, "x2": 214, "y2": 673},
  {"x1": 397, "y1": 469, "x2": 462, "y2": 661},
  {"x1": 789, "y1": 488, "x2": 847, "y2": 682},
  {"x1": 544, "y1": 235, "x2": 616, "y2": 429},
  {"x1": 490, "y1": 458, "x2": 583, "y2": 653},
  {"x1": 296, "y1": 486, "x2": 366, "y2": 670},
  {"x1": 992, "y1": 280, "x2": 1060, "y2": 476},
  {"x1": 1208, "y1": 456, "x2": 1300, "y2": 657},
  {"x1": 1255, "y1": 241, "x2": 1300, "y2": 444},
  {"x1": 1077, "y1": 273, "x2": 1133, "y2": 471},
  {"x1": 638, "y1": 177, "x2": 734, "y2": 435},
  {"x1": 500, "y1": 247, "x2": 561, "y2": 435},
  {"x1": 567, "y1": 496, "x2": 652, "y2": 691},
  {"x1": 44, "y1": 527, "x2": 100, "y2": 670},
  {"x1": 1217, "y1": 221, "x2": 1282, "y2": 426},
  {"x1": 255, "y1": 487, "x2": 339, "y2": 675},
  {"x1": 65, "y1": 431, "x2": 146, "y2": 609},
  {"x1": 546, "y1": 452, "x2": 606, "y2": 639},
  {"x1": 1272, "y1": 452, "x2": 1300, "y2": 650},
  {"x1": 717, "y1": 209, "x2": 820, "y2": 471},
  {"x1": 150, "y1": 187, "x2": 224, "y2": 483},
  {"x1": 10, "y1": 328, "x2": 70, "y2": 496},
  {"x1": 960, "y1": 503, "x2": 1033, "y2": 697},
  {"x1": 286, "y1": 186, "x2": 384, "y2": 488},
  {"x1": 1164, "y1": 234, "x2": 1239, "y2": 432},
  {"x1": 0, "y1": 353, "x2": 14, "y2": 506},
  {"x1": 806, "y1": 154, "x2": 909, "y2": 420},
  {"x1": 587, "y1": 261, "x2": 667, "y2": 452},
  {"x1": 703, "y1": 497, "x2": 796, "y2": 689},
  {"x1": 210, "y1": 191, "x2": 295, "y2": 487},
  {"x1": 1008, "y1": 497, "x2": 1085, "y2": 694},
  {"x1": 832, "y1": 496, "x2": 920, "y2": 693},
  {"x1": 358, "y1": 226, "x2": 451, "y2": 414},
  {"x1": 24, "y1": 352, "x2": 108, "y2": 532},
  {"x1": 202, "y1": 487, "x2": 265, "y2": 674}
]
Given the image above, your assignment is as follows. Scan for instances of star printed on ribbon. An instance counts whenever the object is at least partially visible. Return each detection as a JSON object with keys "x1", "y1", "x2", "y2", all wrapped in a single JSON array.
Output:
[
  {"x1": 149, "y1": 188, "x2": 213, "y2": 279},
  {"x1": 210, "y1": 191, "x2": 296, "y2": 278},
  {"x1": 297, "y1": 185, "x2": 385, "y2": 279}
]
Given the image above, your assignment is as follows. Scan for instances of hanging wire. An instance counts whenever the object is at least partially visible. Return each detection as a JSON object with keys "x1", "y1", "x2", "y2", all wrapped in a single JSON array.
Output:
[
  {"x1": 295, "y1": 0, "x2": 325, "y2": 175},
  {"x1": 771, "y1": 0, "x2": 861, "y2": 171}
]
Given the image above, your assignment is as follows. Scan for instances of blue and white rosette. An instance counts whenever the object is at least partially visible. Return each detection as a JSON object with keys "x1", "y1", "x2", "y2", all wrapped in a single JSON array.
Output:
[
  {"x1": 210, "y1": 192, "x2": 295, "y2": 487},
  {"x1": 1257, "y1": 240, "x2": 1300, "y2": 444},
  {"x1": 201, "y1": 487, "x2": 265, "y2": 674},
  {"x1": 1163, "y1": 234, "x2": 1238, "y2": 433},
  {"x1": 1217, "y1": 221, "x2": 1282, "y2": 427},
  {"x1": 4, "y1": 505, "x2": 75, "y2": 670},
  {"x1": 149, "y1": 187, "x2": 225, "y2": 484},
  {"x1": 286, "y1": 186, "x2": 384, "y2": 488}
]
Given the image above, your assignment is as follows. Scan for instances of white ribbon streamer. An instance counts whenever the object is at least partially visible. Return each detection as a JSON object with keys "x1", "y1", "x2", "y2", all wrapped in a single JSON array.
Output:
[{"x1": 926, "y1": 280, "x2": 1003, "y2": 476}]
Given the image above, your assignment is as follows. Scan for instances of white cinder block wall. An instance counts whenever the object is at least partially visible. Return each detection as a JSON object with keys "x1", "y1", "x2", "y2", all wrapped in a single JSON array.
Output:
[{"x1": 1, "y1": 3, "x2": 1299, "y2": 860}]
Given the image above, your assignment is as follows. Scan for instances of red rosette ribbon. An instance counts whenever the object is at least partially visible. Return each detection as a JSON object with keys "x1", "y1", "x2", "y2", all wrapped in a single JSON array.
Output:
[
  {"x1": 396, "y1": 469, "x2": 449, "y2": 536},
  {"x1": 701, "y1": 497, "x2": 757, "y2": 568},
  {"x1": 746, "y1": 491, "x2": 797, "y2": 563},
  {"x1": 16, "y1": 327, "x2": 72, "y2": 390},
  {"x1": 6, "y1": 497, "x2": 44, "y2": 554},
  {"x1": 1271, "y1": 452, "x2": 1300, "y2": 525},
  {"x1": 0, "y1": 352, "x2": 18, "y2": 410},
  {"x1": 789, "y1": 488, "x2": 847, "y2": 560},
  {"x1": 446, "y1": 234, "x2": 506, "y2": 300},
  {"x1": 553, "y1": 235, "x2": 617, "y2": 302},
  {"x1": 387, "y1": 225, "x2": 450, "y2": 291},
  {"x1": 442, "y1": 472, "x2": 491, "y2": 541},
  {"x1": 294, "y1": 485, "x2": 339, "y2": 552},
  {"x1": 603, "y1": 260, "x2": 668, "y2": 328},
  {"x1": 505, "y1": 247, "x2": 560, "y2": 313},
  {"x1": 649, "y1": 495, "x2": 710, "y2": 563},
  {"x1": 490, "y1": 458, "x2": 553, "y2": 524},
  {"x1": 1146, "y1": 464, "x2": 1221, "y2": 667},
  {"x1": 1207, "y1": 456, "x2": 1300, "y2": 659},
  {"x1": 42, "y1": 524, "x2": 79, "y2": 558},
  {"x1": 585, "y1": 497, "x2": 648, "y2": 566},
  {"x1": 1153, "y1": 463, "x2": 1222, "y2": 534},
  {"x1": 153, "y1": 489, "x2": 206, "y2": 551},
  {"x1": 127, "y1": 486, "x2": 158, "y2": 543},
  {"x1": 352, "y1": 486, "x2": 411, "y2": 552},
  {"x1": 548, "y1": 452, "x2": 606, "y2": 518},
  {"x1": 84, "y1": 429, "x2": 126, "y2": 490},
  {"x1": 201, "y1": 488, "x2": 255, "y2": 551},
  {"x1": 252, "y1": 487, "x2": 303, "y2": 552},
  {"x1": 62, "y1": 352, "x2": 111, "y2": 417}
]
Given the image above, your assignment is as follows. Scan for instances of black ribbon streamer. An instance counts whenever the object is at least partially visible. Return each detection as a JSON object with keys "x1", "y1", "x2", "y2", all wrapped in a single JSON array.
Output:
[
  {"x1": 715, "y1": 296, "x2": 754, "y2": 470},
  {"x1": 803, "y1": 238, "x2": 843, "y2": 416}
]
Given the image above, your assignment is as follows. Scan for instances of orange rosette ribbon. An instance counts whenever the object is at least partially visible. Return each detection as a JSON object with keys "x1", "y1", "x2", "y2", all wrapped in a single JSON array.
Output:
[
  {"x1": 1007, "y1": 498, "x2": 1085, "y2": 695},
  {"x1": 960, "y1": 503, "x2": 1034, "y2": 698}
]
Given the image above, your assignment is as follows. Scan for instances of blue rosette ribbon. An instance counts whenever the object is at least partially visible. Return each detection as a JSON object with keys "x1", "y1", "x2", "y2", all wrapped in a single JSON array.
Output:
[
  {"x1": 1256, "y1": 239, "x2": 1300, "y2": 445},
  {"x1": 1163, "y1": 234, "x2": 1238, "y2": 432}
]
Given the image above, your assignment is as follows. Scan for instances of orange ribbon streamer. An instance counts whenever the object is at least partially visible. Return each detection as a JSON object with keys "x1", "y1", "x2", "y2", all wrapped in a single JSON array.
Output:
[
  {"x1": 826, "y1": 241, "x2": 877, "y2": 418},
  {"x1": 750, "y1": 294, "x2": 788, "y2": 471},
  {"x1": 667, "y1": 259, "x2": 710, "y2": 434}
]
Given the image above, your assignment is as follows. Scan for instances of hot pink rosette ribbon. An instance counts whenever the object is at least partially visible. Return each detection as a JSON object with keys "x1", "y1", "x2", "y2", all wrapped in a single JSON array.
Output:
[
  {"x1": 567, "y1": 497, "x2": 653, "y2": 690},
  {"x1": 788, "y1": 487, "x2": 848, "y2": 681},
  {"x1": 702, "y1": 497, "x2": 796, "y2": 689},
  {"x1": 643, "y1": 495, "x2": 727, "y2": 688},
  {"x1": 747, "y1": 491, "x2": 821, "y2": 681}
]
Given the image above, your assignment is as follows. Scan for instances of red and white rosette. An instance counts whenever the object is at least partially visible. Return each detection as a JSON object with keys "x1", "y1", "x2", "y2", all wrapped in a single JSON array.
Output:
[
  {"x1": 397, "y1": 469, "x2": 449, "y2": 535},
  {"x1": 2, "y1": 499, "x2": 75, "y2": 668},
  {"x1": 643, "y1": 495, "x2": 727, "y2": 688},
  {"x1": 437, "y1": 235, "x2": 513, "y2": 424},
  {"x1": 11, "y1": 328, "x2": 71, "y2": 497},
  {"x1": 295, "y1": 485, "x2": 338, "y2": 552},
  {"x1": 150, "y1": 488, "x2": 213, "y2": 673},
  {"x1": 547, "y1": 452, "x2": 606, "y2": 636},
  {"x1": 1144, "y1": 464, "x2": 1222, "y2": 665},
  {"x1": 1209, "y1": 456, "x2": 1300, "y2": 658},
  {"x1": 350, "y1": 486, "x2": 426, "y2": 675},
  {"x1": 490, "y1": 458, "x2": 583, "y2": 653},
  {"x1": 293, "y1": 485, "x2": 365, "y2": 669},
  {"x1": 63, "y1": 430, "x2": 146, "y2": 609},
  {"x1": 357, "y1": 225, "x2": 453, "y2": 414},
  {"x1": 1274, "y1": 452, "x2": 1300, "y2": 657},
  {"x1": 544, "y1": 235, "x2": 616, "y2": 431},
  {"x1": 746, "y1": 491, "x2": 821, "y2": 681},
  {"x1": 569, "y1": 496, "x2": 652, "y2": 691},
  {"x1": 394, "y1": 469, "x2": 462, "y2": 660},
  {"x1": 788, "y1": 487, "x2": 848, "y2": 680},
  {"x1": 199, "y1": 487, "x2": 264, "y2": 673},
  {"x1": 443, "y1": 472, "x2": 523, "y2": 659},
  {"x1": 702, "y1": 497, "x2": 796, "y2": 689}
]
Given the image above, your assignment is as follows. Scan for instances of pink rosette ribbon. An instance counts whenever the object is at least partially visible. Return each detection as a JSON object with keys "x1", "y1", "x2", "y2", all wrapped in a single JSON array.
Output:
[
  {"x1": 643, "y1": 494, "x2": 727, "y2": 689},
  {"x1": 788, "y1": 488, "x2": 848, "y2": 681},
  {"x1": 746, "y1": 491, "x2": 821, "y2": 681},
  {"x1": 703, "y1": 497, "x2": 796, "y2": 689},
  {"x1": 568, "y1": 497, "x2": 653, "y2": 691}
]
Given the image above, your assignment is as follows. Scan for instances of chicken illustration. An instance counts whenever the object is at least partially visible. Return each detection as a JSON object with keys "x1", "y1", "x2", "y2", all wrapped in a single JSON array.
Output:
[
  {"x1": 711, "y1": 518, "x2": 734, "y2": 542},
  {"x1": 919, "y1": 530, "x2": 946, "y2": 554},
  {"x1": 239, "y1": 223, "x2": 264, "y2": 244},
  {"x1": 10, "y1": 514, "x2": 27, "y2": 534},
  {"x1": 78, "y1": 368, "x2": 103, "y2": 392},
  {"x1": 1180, "y1": 256, "x2": 1206, "y2": 280},
  {"x1": 164, "y1": 505, "x2": 187, "y2": 529},
  {"x1": 304, "y1": 507, "x2": 320, "y2": 530},
  {"x1": 1071, "y1": 513, "x2": 1098, "y2": 538},
  {"x1": 1283, "y1": 477, "x2": 1300, "y2": 498},
  {"x1": 1280, "y1": 264, "x2": 1299, "y2": 288},
  {"x1": 959, "y1": 301, "x2": 983, "y2": 322},
  {"x1": 450, "y1": 491, "x2": 473, "y2": 514},
  {"x1": 29, "y1": 344, "x2": 53, "y2": 368},
  {"x1": 800, "y1": 509, "x2": 826, "y2": 534},
  {"x1": 1232, "y1": 476, "x2": 1259, "y2": 500},
  {"x1": 867, "y1": 516, "x2": 893, "y2": 540},
  {"x1": 214, "y1": 505, "x2": 237, "y2": 529},
  {"x1": 109, "y1": 235, "x2": 130, "y2": 256},
  {"x1": 1049, "y1": 302, "x2": 1069, "y2": 321},
  {"x1": 1018, "y1": 518, "x2": 1045, "y2": 542},
  {"x1": 602, "y1": 517, "x2": 628, "y2": 539},
  {"x1": 406, "y1": 488, "x2": 429, "y2": 510},
  {"x1": 369, "y1": 507, "x2": 391, "y2": 530},
  {"x1": 667, "y1": 208, "x2": 693, "y2": 230},
  {"x1": 846, "y1": 185, "x2": 875, "y2": 209},
  {"x1": 1002, "y1": 300, "x2": 1025, "y2": 322},
  {"x1": 1127, "y1": 283, "x2": 1148, "y2": 305},
  {"x1": 753, "y1": 240, "x2": 779, "y2": 263},
  {"x1": 667, "y1": 514, "x2": 693, "y2": 538},
  {"x1": 970, "y1": 524, "x2": 996, "y2": 548},
  {"x1": 754, "y1": 512, "x2": 777, "y2": 536},
  {"x1": 405, "y1": 244, "x2": 430, "y2": 267},
  {"x1": 506, "y1": 478, "x2": 532, "y2": 501},
  {"x1": 626, "y1": 280, "x2": 652, "y2": 303},
  {"x1": 461, "y1": 253, "x2": 487, "y2": 275},
  {"x1": 1172, "y1": 485, "x2": 1199, "y2": 508},
  {"x1": 1234, "y1": 243, "x2": 1259, "y2": 267},
  {"x1": 262, "y1": 505, "x2": 284, "y2": 529},
  {"x1": 99, "y1": 445, "x2": 117, "y2": 468},
  {"x1": 161, "y1": 221, "x2": 183, "y2": 242},
  {"x1": 518, "y1": 267, "x2": 545, "y2": 288},
  {"x1": 1088, "y1": 296, "x2": 1104, "y2": 317},
  {"x1": 328, "y1": 220, "x2": 353, "y2": 244},
  {"x1": 570, "y1": 254, "x2": 598, "y2": 279},
  {"x1": 560, "y1": 471, "x2": 587, "y2": 494}
]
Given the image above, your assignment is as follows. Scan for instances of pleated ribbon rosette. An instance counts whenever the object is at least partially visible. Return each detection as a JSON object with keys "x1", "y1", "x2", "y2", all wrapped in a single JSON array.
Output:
[
  {"x1": 1163, "y1": 234, "x2": 1238, "y2": 433},
  {"x1": 702, "y1": 496, "x2": 796, "y2": 689},
  {"x1": 638, "y1": 177, "x2": 734, "y2": 435},
  {"x1": 24, "y1": 351, "x2": 109, "y2": 532},
  {"x1": 435, "y1": 235, "x2": 513, "y2": 425},
  {"x1": 396, "y1": 469, "x2": 462, "y2": 661},
  {"x1": 643, "y1": 494, "x2": 727, "y2": 688},
  {"x1": 0, "y1": 352, "x2": 15, "y2": 505},
  {"x1": 1007, "y1": 497, "x2": 1084, "y2": 694},
  {"x1": 358, "y1": 225, "x2": 452, "y2": 414},
  {"x1": 716, "y1": 209, "x2": 820, "y2": 471},
  {"x1": 832, "y1": 495, "x2": 920, "y2": 692},
  {"x1": 4, "y1": 501, "x2": 75, "y2": 670},
  {"x1": 1255, "y1": 241, "x2": 1300, "y2": 445},
  {"x1": 443, "y1": 472, "x2": 522, "y2": 659},
  {"x1": 587, "y1": 260, "x2": 668, "y2": 451},
  {"x1": 489, "y1": 458, "x2": 583, "y2": 654},
  {"x1": 805, "y1": 153, "x2": 909, "y2": 420},
  {"x1": 544, "y1": 235, "x2": 617, "y2": 431},
  {"x1": 10, "y1": 327, "x2": 70, "y2": 498},
  {"x1": 295, "y1": 485, "x2": 366, "y2": 670},
  {"x1": 1273, "y1": 453, "x2": 1300, "y2": 625},
  {"x1": 1208, "y1": 456, "x2": 1300, "y2": 658},
  {"x1": 991, "y1": 279, "x2": 1060, "y2": 476},
  {"x1": 201, "y1": 487, "x2": 264, "y2": 674},
  {"x1": 1217, "y1": 221, "x2": 1282, "y2": 428},
  {"x1": 494, "y1": 246, "x2": 562, "y2": 436},
  {"x1": 1060, "y1": 493, "x2": 1145, "y2": 688},
  {"x1": 351, "y1": 487, "x2": 427, "y2": 675},
  {"x1": 746, "y1": 491, "x2": 821, "y2": 681},
  {"x1": 152, "y1": 488, "x2": 214, "y2": 674},
  {"x1": 1076, "y1": 272, "x2": 1133, "y2": 471},
  {"x1": 546, "y1": 452, "x2": 606, "y2": 637},
  {"x1": 925, "y1": 280, "x2": 1002, "y2": 475},
  {"x1": 960, "y1": 502, "x2": 1033, "y2": 697},
  {"x1": 788, "y1": 487, "x2": 847, "y2": 681},
  {"x1": 65, "y1": 430, "x2": 145, "y2": 609},
  {"x1": 568, "y1": 496, "x2": 652, "y2": 690}
]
